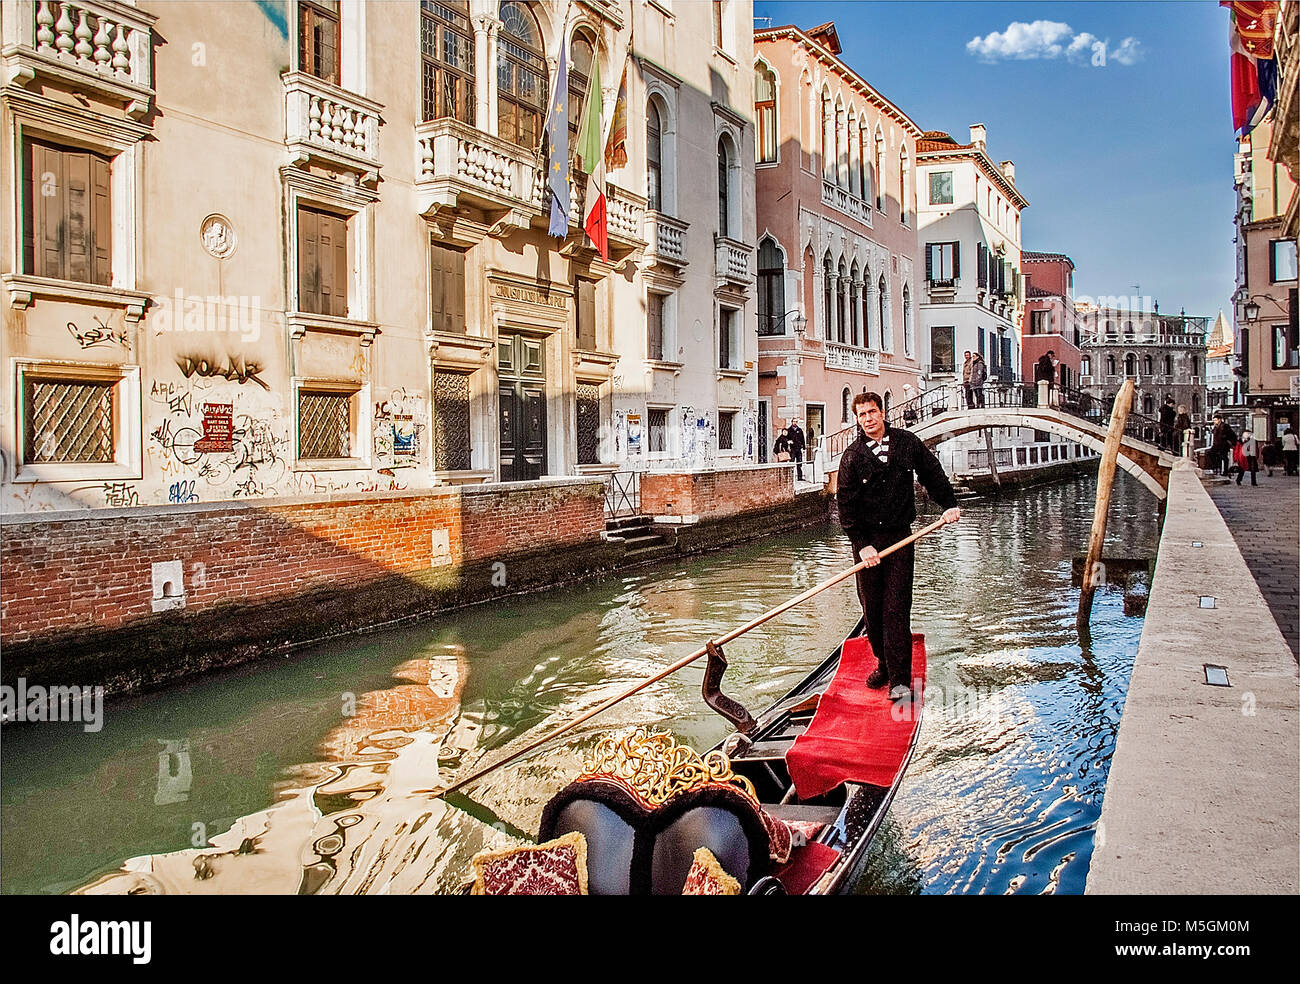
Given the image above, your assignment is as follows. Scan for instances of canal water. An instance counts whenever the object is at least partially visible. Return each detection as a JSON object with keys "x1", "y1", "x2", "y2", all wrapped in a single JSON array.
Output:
[{"x1": 1, "y1": 470, "x2": 1158, "y2": 895}]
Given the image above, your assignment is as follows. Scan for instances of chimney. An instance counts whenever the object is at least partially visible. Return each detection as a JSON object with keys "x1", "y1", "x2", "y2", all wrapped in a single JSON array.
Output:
[
  {"x1": 969, "y1": 123, "x2": 986, "y2": 150},
  {"x1": 1000, "y1": 160, "x2": 1015, "y2": 183}
]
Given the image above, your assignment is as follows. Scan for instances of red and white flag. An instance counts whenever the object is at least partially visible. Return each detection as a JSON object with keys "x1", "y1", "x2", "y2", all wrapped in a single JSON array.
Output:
[{"x1": 583, "y1": 154, "x2": 608, "y2": 261}]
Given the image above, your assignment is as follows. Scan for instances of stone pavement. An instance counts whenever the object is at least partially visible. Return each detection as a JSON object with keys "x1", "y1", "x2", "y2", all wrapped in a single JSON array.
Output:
[{"x1": 1206, "y1": 470, "x2": 1299, "y2": 663}]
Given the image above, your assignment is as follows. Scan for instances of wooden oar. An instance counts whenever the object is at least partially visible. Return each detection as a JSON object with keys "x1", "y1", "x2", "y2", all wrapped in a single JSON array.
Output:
[{"x1": 433, "y1": 516, "x2": 951, "y2": 799}]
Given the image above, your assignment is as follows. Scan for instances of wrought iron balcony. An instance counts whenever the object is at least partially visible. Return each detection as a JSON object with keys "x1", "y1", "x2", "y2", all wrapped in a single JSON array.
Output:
[
  {"x1": 284, "y1": 72, "x2": 384, "y2": 186},
  {"x1": 3, "y1": 0, "x2": 156, "y2": 118}
]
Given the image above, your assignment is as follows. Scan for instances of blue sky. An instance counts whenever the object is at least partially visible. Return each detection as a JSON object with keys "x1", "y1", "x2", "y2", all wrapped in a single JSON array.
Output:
[{"x1": 752, "y1": 1, "x2": 1237, "y2": 321}]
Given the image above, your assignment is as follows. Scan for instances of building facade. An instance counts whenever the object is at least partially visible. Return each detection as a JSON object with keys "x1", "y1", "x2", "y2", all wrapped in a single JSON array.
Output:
[
  {"x1": 1077, "y1": 304, "x2": 1209, "y2": 439},
  {"x1": 752, "y1": 20, "x2": 922, "y2": 459},
  {"x1": 915, "y1": 125, "x2": 1027, "y2": 393},
  {"x1": 0, "y1": 0, "x2": 758, "y2": 514},
  {"x1": 1020, "y1": 251, "x2": 1083, "y2": 391},
  {"x1": 1231, "y1": 117, "x2": 1298, "y2": 443}
]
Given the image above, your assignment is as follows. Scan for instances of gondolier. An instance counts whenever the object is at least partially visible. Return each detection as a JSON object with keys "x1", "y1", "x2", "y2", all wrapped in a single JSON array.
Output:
[{"x1": 837, "y1": 392, "x2": 961, "y2": 701}]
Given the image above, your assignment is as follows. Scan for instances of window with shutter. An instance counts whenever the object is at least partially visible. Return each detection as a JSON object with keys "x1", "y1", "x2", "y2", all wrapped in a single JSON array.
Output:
[
  {"x1": 977, "y1": 243, "x2": 988, "y2": 288},
  {"x1": 298, "y1": 206, "x2": 349, "y2": 317},
  {"x1": 429, "y1": 242, "x2": 466, "y2": 334},
  {"x1": 22, "y1": 139, "x2": 112, "y2": 286},
  {"x1": 647, "y1": 292, "x2": 665, "y2": 359},
  {"x1": 575, "y1": 277, "x2": 597, "y2": 350}
]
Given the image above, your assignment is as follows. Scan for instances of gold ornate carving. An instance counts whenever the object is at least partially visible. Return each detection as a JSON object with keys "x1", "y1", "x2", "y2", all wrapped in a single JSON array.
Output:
[{"x1": 577, "y1": 727, "x2": 756, "y2": 806}]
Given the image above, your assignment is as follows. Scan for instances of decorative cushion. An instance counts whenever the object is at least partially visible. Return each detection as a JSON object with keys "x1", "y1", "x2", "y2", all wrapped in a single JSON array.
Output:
[
  {"x1": 681, "y1": 847, "x2": 741, "y2": 895},
  {"x1": 470, "y1": 831, "x2": 588, "y2": 896}
]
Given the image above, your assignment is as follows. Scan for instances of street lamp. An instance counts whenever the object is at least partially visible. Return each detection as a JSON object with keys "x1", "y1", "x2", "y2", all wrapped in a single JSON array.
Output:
[
  {"x1": 1242, "y1": 294, "x2": 1286, "y2": 322},
  {"x1": 792, "y1": 314, "x2": 807, "y2": 336}
]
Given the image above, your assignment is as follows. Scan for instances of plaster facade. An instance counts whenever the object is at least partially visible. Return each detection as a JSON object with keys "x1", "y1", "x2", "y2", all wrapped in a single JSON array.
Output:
[{"x1": 0, "y1": 0, "x2": 757, "y2": 514}]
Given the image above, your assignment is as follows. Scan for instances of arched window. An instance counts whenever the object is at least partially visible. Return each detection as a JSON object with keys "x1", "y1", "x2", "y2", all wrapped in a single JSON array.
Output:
[
  {"x1": 1106, "y1": 355, "x2": 1116, "y2": 376},
  {"x1": 757, "y1": 237, "x2": 785, "y2": 335},
  {"x1": 835, "y1": 98, "x2": 847, "y2": 188},
  {"x1": 717, "y1": 137, "x2": 732, "y2": 237},
  {"x1": 1192, "y1": 355, "x2": 1200, "y2": 376},
  {"x1": 1165, "y1": 354, "x2": 1172, "y2": 375},
  {"x1": 899, "y1": 147, "x2": 910, "y2": 224},
  {"x1": 874, "y1": 129, "x2": 885, "y2": 212},
  {"x1": 1143, "y1": 394, "x2": 1154, "y2": 414},
  {"x1": 821, "y1": 90, "x2": 834, "y2": 182},
  {"x1": 1144, "y1": 355, "x2": 1153, "y2": 375},
  {"x1": 837, "y1": 258, "x2": 848, "y2": 343},
  {"x1": 858, "y1": 120, "x2": 870, "y2": 200},
  {"x1": 902, "y1": 284, "x2": 913, "y2": 356},
  {"x1": 850, "y1": 261, "x2": 861, "y2": 346},
  {"x1": 1192, "y1": 392, "x2": 1201, "y2": 414},
  {"x1": 1081, "y1": 355, "x2": 1091, "y2": 376},
  {"x1": 1125, "y1": 319, "x2": 1133, "y2": 335},
  {"x1": 877, "y1": 274, "x2": 889, "y2": 351},
  {"x1": 497, "y1": 1, "x2": 546, "y2": 150},
  {"x1": 842, "y1": 386, "x2": 852, "y2": 424},
  {"x1": 646, "y1": 99, "x2": 662, "y2": 211},
  {"x1": 822, "y1": 253, "x2": 833, "y2": 338},
  {"x1": 1125, "y1": 353, "x2": 1137, "y2": 376},
  {"x1": 847, "y1": 111, "x2": 859, "y2": 193},
  {"x1": 755, "y1": 62, "x2": 777, "y2": 163},
  {"x1": 884, "y1": 391, "x2": 892, "y2": 415},
  {"x1": 569, "y1": 29, "x2": 596, "y2": 150},
  {"x1": 421, "y1": 0, "x2": 475, "y2": 123}
]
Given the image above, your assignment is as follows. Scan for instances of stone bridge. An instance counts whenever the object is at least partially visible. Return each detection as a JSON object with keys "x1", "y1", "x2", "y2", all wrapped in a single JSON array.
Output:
[{"x1": 822, "y1": 384, "x2": 1178, "y2": 499}]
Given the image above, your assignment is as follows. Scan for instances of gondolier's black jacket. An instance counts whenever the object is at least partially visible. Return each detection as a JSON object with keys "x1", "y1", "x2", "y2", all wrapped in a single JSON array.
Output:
[{"x1": 837, "y1": 424, "x2": 958, "y2": 540}]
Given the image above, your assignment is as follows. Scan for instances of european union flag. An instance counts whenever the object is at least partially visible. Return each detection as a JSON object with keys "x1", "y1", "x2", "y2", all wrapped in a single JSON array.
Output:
[{"x1": 546, "y1": 35, "x2": 569, "y2": 238}]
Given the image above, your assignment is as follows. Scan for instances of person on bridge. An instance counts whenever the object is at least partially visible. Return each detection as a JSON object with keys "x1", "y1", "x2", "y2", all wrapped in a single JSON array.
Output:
[
  {"x1": 1174, "y1": 405, "x2": 1193, "y2": 457},
  {"x1": 1035, "y1": 350, "x2": 1058, "y2": 408},
  {"x1": 1159, "y1": 396, "x2": 1176, "y2": 451},
  {"x1": 969, "y1": 352, "x2": 987, "y2": 408},
  {"x1": 961, "y1": 351, "x2": 975, "y2": 408},
  {"x1": 1211, "y1": 415, "x2": 1237, "y2": 476},
  {"x1": 787, "y1": 417, "x2": 807, "y2": 481},
  {"x1": 837, "y1": 391, "x2": 961, "y2": 703}
]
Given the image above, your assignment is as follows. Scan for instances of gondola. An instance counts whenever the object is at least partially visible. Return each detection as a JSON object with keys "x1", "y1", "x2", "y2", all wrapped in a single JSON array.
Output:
[{"x1": 469, "y1": 616, "x2": 927, "y2": 895}]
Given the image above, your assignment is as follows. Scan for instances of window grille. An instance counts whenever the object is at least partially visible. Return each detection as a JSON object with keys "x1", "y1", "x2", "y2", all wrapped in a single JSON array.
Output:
[{"x1": 24, "y1": 378, "x2": 114, "y2": 463}]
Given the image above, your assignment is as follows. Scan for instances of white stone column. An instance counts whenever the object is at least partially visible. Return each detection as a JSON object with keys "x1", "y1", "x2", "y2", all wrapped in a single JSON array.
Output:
[
  {"x1": 865, "y1": 277, "x2": 879, "y2": 349},
  {"x1": 475, "y1": 14, "x2": 498, "y2": 135}
]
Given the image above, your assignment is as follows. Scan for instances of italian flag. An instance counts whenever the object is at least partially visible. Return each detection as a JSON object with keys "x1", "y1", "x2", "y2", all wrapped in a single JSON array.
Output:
[{"x1": 575, "y1": 58, "x2": 608, "y2": 260}]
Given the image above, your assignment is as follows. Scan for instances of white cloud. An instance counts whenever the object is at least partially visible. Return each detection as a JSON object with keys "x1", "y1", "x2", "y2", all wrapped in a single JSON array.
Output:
[
  {"x1": 966, "y1": 20, "x2": 1074, "y2": 61},
  {"x1": 968, "y1": 21, "x2": 1144, "y2": 67},
  {"x1": 1109, "y1": 38, "x2": 1144, "y2": 65}
]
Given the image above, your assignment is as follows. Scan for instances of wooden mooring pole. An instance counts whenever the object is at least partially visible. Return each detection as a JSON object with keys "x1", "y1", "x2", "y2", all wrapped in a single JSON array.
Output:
[{"x1": 1077, "y1": 379, "x2": 1134, "y2": 636}]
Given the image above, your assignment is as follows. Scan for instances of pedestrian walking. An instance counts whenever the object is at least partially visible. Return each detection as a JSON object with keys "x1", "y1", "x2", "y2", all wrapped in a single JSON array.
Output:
[
  {"x1": 969, "y1": 352, "x2": 987, "y2": 409},
  {"x1": 1175, "y1": 405, "x2": 1193, "y2": 457},
  {"x1": 1282, "y1": 427, "x2": 1299, "y2": 476},
  {"x1": 773, "y1": 427, "x2": 791, "y2": 463},
  {"x1": 836, "y1": 391, "x2": 961, "y2": 703},
  {"x1": 787, "y1": 417, "x2": 807, "y2": 482},
  {"x1": 1236, "y1": 429, "x2": 1258, "y2": 486},
  {"x1": 1159, "y1": 396, "x2": 1176, "y2": 451},
  {"x1": 1212, "y1": 415, "x2": 1237, "y2": 476},
  {"x1": 961, "y1": 351, "x2": 974, "y2": 409}
]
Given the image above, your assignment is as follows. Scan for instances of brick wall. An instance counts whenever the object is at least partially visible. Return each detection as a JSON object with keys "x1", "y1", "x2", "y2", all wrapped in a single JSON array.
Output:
[
  {"x1": 1, "y1": 480, "x2": 605, "y2": 647},
  {"x1": 641, "y1": 465, "x2": 794, "y2": 521}
]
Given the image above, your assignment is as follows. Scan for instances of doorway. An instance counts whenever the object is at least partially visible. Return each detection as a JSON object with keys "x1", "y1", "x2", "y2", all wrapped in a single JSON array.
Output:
[
  {"x1": 805, "y1": 404, "x2": 825, "y2": 462},
  {"x1": 758, "y1": 399, "x2": 770, "y2": 463},
  {"x1": 498, "y1": 332, "x2": 547, "y2": 482}
]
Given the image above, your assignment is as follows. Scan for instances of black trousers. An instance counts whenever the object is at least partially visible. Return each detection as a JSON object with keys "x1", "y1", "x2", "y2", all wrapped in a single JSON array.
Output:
[{"x1": 850, "y1": 530, "x2": 916, "y2": 688}]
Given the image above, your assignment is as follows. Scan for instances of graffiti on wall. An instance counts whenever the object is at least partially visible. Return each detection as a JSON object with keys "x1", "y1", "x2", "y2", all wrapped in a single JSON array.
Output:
[
  {"x1": 176, "y1": 355, "x2": 269, "y2": 391},
  {"x1": 67, "y1": 316, "x2": 128, "y2": 350}
]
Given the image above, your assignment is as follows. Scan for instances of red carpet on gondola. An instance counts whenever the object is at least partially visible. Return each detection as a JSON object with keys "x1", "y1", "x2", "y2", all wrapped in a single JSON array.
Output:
[{"x1": 785, "y1": 634, "x2": 926, "y2": 800}]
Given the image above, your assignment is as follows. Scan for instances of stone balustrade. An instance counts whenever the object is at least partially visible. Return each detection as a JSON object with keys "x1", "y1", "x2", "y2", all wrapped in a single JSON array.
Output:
[
  {"x1": 284, "y1": 72, "x2": 383, "y2": 184},
  {"x1": 715, "y1": 236, "x2": 753, "y2": 286},
  {"x1": 645, "y1": 211, "x2": 688, "y2": 267},
  {"x1": 4, "y1": 0, "x2": 156, "y2": 116},
  {"x1": 824, "y1": 342, "x2": 880, "y2": 374},
  {"x1": 821, "y1": 180, "x2": 871, "y2": 224}
]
